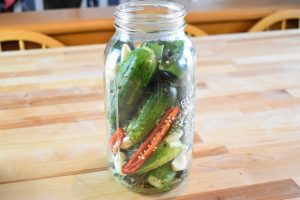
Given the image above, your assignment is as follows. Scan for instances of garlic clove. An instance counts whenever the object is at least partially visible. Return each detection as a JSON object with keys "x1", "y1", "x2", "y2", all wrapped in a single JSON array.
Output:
[
  {"x1": 120, "y1": 136, "x2": 133, "y2": 149},
  {"x1": 171, "y1": 153, "x2": 187, "y2": 171},
  {"x1": 166, "y1": 129, "x2": 183, "y2": 144},
  {"x1": 114, "y1": 152, "x2": 126, "y2": 175},
  {"x1": 121, "y1": 44, "x2": 131, "y2": 62}
]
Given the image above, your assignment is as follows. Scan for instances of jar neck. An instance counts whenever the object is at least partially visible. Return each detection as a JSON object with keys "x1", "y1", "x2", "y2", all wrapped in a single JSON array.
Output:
[{"x1": 114, "y1": 1, "x2": 186, "y2": 35}]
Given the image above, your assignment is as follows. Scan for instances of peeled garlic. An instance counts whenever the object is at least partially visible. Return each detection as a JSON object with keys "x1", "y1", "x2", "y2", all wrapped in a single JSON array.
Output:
[
  {"x1": 120, "y1": 136, "x2": 133, "y2": 149},
  {"x1": 171, "y1": 153, "x2": 187, "y2": 171},
  {"x1": 121, "y1": 44, "x2": 131, "y2": 62},
  {"x1": 166, "y1": 130, "x2": 183, "y2": 144},
  {"x1": 114, "y1": 152, "x2": 126, "y2": 174},
  {"x1": 105, "y1": 46, "x2": 122, "y2": 80}
]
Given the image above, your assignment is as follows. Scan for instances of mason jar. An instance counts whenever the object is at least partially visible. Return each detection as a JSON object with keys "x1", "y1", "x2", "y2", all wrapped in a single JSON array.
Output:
[{"x1": 104, "y1": 1, "x2": 195, "y2": 194}]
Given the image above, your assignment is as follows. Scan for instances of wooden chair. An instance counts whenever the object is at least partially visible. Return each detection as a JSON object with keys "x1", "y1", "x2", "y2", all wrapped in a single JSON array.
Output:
[
  {"x1": 185, "y1": 24, "x2": 207, "y2": 37},
  {"x1": 249, "y1": 9, "x2": 300, "y2": 32},
  {"x1": 0, "y1": 30, "x2": 64, "y2": 51}
]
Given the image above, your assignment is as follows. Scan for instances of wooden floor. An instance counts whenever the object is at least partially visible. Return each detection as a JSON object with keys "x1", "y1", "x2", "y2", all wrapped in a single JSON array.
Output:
[{"x1": 0, "y1": 30, "x2": 300, "y2": 199}]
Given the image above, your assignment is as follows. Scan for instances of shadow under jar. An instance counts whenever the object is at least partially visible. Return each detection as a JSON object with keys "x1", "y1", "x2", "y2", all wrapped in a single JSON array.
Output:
[{"x1": 104, "y1": 0, "x2": 195, "y2": 194}]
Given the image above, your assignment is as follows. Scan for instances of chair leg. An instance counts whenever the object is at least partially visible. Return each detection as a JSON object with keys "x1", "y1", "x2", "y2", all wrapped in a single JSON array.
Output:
[
  {"x1": 281, "y1": 19, "x2": 286, "y2": 30},
  {"x1": 19, "y1": 40, "x2": 25, "y2": 50}
]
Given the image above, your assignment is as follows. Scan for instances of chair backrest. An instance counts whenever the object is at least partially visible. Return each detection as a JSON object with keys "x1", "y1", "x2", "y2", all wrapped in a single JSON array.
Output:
[
  {"x1": 0, "y1": 30, "x2": 64, "y2": 51},
  {"x1": 185, "y1": 24, "x2": 207, "y2": 37},
  {"x1": 249, "y1": 9, "x2": 300, "y2": 32}
]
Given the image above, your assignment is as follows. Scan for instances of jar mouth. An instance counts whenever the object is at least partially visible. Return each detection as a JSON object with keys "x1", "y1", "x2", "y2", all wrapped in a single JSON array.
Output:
[{"x1": 114, "y1": 1, "x2": 186, "y2": 34}]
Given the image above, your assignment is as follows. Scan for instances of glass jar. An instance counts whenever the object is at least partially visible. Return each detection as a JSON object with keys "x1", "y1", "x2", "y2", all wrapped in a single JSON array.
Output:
[{"x1": 104, "y1": 1, "x2": 195, "y2": 194}]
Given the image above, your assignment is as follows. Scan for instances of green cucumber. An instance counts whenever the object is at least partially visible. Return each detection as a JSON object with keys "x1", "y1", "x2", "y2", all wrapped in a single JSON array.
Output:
[
  {"x1": 109, "y1": 47, "x2": 158, "y2": 127},
  {"x1": 126, "y1": 85, "x2": 177, "y2": 144},
  {"x1": 159, "y1": 40, "x2": 188, "y2": 85},
  {"x1": 147, "y1": 163, "x2": 176, "y2": 190},
  {"x1": 142, "y1": 43, "x2": 164, "y2": 61},
  {"x1": 162, "y1": 40, "x2": 184, "y2": 63},
  {"x1": 136, "y1": 140, "x2": 182, "y2": 174}
]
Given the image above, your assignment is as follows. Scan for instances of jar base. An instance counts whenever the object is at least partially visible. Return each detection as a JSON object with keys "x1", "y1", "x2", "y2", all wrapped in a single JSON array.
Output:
[
  {"x1": 110, "y1": 168, "x2": 189, "y2": 195},
  {"x1": 119, "y1": 177, "x2": 185, "y2": 195}
]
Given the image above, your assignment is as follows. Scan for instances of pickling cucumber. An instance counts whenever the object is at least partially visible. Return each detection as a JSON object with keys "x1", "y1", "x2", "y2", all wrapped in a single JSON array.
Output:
[
  {"x1": 159, "y1": 40, "x2": 189, "y2": 86},
  {"x1": 142, "y1": 43, "x2": 164, "y2": 61},
  {"x1": 136, "y1": 140, "x2": 182, "y2": 174},
  {"x1": 109, "y1": 46, "x2": 158, "y2": 127},
  {"x1": 126, "y1": 85, "x2": 177, "y2": 144},
  {"x1": 147, "y1": 163, "x2": 176, "y2": 190}
]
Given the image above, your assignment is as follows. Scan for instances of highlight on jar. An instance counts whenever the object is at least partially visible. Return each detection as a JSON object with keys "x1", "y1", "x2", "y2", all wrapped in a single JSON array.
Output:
[{"x1": 104, "y1": 1, "x2": 195, "y2": 194}]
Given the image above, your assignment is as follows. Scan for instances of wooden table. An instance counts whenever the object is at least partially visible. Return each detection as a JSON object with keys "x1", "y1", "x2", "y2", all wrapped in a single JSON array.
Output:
[
  {"x1": 1, "y1": 30, "x2": 300, "y2": 200},
  {"x1": 1, "y1": 0, "x2": 300, "y2": 46}
]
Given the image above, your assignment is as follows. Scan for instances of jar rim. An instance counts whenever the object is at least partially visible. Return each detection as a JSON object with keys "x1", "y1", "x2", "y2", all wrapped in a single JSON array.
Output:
[
  {"x1": 114, "y1": 1, "x2": 186, "y2": 34},
  {"x1": 115, "y1": 1, "x2": 185, "y2": 21}
]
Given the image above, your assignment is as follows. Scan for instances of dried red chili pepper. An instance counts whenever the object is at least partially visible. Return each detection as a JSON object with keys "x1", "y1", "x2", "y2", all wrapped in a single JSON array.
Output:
[
  {"x1": 109, "y1": 128, "x2": 126, "y2": 153},
  {"x1": 122, "y1": 106, "x2": 179, "y2": 174}
]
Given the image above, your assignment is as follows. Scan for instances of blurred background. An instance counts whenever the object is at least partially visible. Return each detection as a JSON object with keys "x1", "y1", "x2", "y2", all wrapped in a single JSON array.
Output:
[
  {"x1": 0, "y1": 0, "x2": 135, "y2": 11},
  {"x1": 3, "y1": 0, "x2": 199, "y2": 11},
  {"x1": 0, "y1": 0, "x2": 300, "y2": 50}
]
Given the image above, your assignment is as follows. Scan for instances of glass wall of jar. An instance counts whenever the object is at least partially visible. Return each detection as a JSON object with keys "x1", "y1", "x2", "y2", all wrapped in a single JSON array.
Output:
[{"x1": 104, "y1": 1, "x2": 195, "y2": 194}]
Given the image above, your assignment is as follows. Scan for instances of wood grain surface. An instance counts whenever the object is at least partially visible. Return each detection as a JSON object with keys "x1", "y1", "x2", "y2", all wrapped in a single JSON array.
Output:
[{"x1": 0, "y1": 30, "x2": 300, "y2": 200}]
